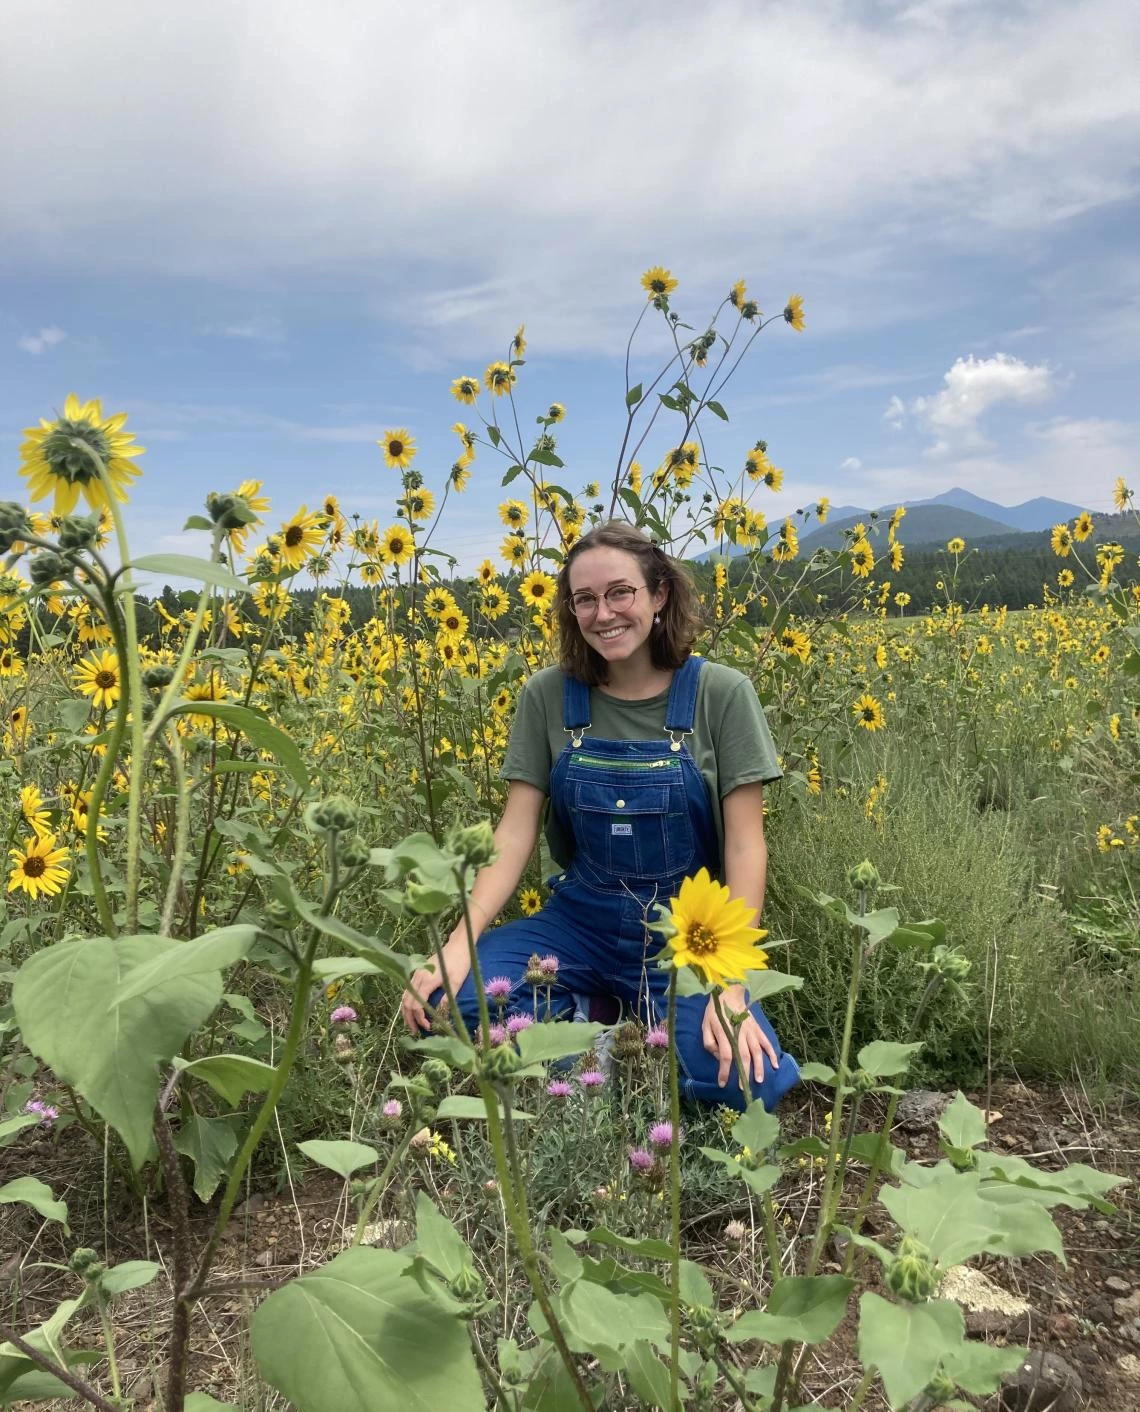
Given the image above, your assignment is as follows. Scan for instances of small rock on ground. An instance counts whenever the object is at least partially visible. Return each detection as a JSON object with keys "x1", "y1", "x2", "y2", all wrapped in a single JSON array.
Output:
[
  {"x1": 895, "y1": 1089, "x2": 950, "y2": 1131},
  {"x1": 1000, "y1": 1349, "x2": 1083, "y2": 1412}
]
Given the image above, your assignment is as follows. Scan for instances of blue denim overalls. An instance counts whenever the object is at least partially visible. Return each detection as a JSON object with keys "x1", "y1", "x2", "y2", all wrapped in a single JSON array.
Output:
[{"x1": 445, "y1": 655, "x2": 800, "y2": 1111}]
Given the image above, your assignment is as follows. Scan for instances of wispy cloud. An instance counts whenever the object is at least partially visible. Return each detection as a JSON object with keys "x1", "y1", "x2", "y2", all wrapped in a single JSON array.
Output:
[{"x1": 17, "y1": 325, "x2": 66, "y2": 355}]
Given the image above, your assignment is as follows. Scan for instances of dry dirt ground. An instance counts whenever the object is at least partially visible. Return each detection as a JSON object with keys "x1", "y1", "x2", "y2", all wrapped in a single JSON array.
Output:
[{"x1": 2, "y1": 1077, "x2": 1137, "y2": 1410}]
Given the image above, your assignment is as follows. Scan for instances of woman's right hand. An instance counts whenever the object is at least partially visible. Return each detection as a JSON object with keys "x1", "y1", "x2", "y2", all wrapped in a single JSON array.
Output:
[{"x1": 401, "y1": 941, "x2": 472, "y2": 1035}]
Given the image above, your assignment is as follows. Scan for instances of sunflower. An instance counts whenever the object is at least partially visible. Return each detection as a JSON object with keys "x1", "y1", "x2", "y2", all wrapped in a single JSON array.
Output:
[
  {"x1": 852, "y1": 693, "x2": 885, "y2": 731},
  {"x1": 449, "y1": 462, "x2": 471, "y2": 492},
  {"x1": 8, "y1": 832, "x2": 70, "y2": 901},
  {"x1": 481, "y1": 585, "x2": 510, "y2": 620},
  {"x1": 518, "y1": 887, "x2": 542, "y2": 916},
  {"x1": 888, "y1": 506, "x2": 906, "y2": 543},
  {"x1": 850, "y1": 538, "x2": 874, "y2": 578},
  {"x1": 400, "y1": 488, "x2": 435, "y2": 522},
  {"x1": 1113, "y1": 477, "x2": 1131, "y2": 512},
  {"x1": 437, "y1": 607, "x2": 470, "y2": 639},
  {"x1": 660, "y1": 868, "x2": 768, "y2": 988},
  {"x1": 1050, "y1": 524, "x2": 1072, "y2": 558},
  {"x1": 20, "y1": 785, "x2": 52, "y2": 839},
  {"x1": 947, "y1": 537, "x2": 966, "y2": 555},
  {"x1": 0, "y1": 648, "x2": 23, "y2": 677},
  {"x1": 519, "y1": 570, "x2": 557, "y2": 608},
  {"x1": 641, "y1": 266, "x2": 678, "y2": 300},
  {"x1": 816, "y1": 497, "x2": 830, "y2": 524},
  {"x1": 890, "y1": 542, "x2": 905, "y2": 572},
  {"x1": 501, "y1": 534, "x2": 529, "y2": 567},
  {"x1": 451, "y1": 376, "x2": 480, "y2": 405},
  {"x1": 477, "y1": 559, "x2": 498, "y2": 586},
  {"x1": 73, "y1": 649, "x2": 121, "y2": 710},
  {"x1": 19, "y1": 395, "x2": 144, "y2": 515},
  {"x1": 729, "y1": 279, "x2": 747, "y2": 309},
  {"x1": 1057, "y1": 569, "x2": 1075, "y2": 588},
  {"x1": 783, "y1": 295, "x2": 805, "y2": 332},
  {"x1": 183, "y1": 674, "x2": 230, "y2": 729},
  {"x1": 275, "y1": 506, "x2": 327, "y2": 570},
  {"x1": 379, "y1": 429, "x2": 416, "y2": 470},
  {"x1": 1092, "y1": 644, "x2": 1110, "y2": 665},
  {"x1": 771, "y1": 519, "x2": 799, "y2": 563},
  {"x1": 379, "y1": 525, "x2": 415, "y2": 567},
  {"x1": 423, "y1": 587, "x2": 457, "y2": 620},
  {"x1": 762, "y1": 465, "x2": 784, "y2": 493},
  {"x1": 499, "y1": 500, "x2": 529, "y2": 529},
  {"x1": 484, "y1": 362, "x2": 516, "y2": 397},
  {"x1": 1073, "y1": 511, "x2": 1094, "y2": 542},
  {"x1": 780, "y1": 627, "x2": 811, "y2": 663},
  {"x1": 547, "y1": 403, "x2": 566, "y2": 423},
  {"x1": 513, "y1": 325, "x2": 527, "y2": 356}
]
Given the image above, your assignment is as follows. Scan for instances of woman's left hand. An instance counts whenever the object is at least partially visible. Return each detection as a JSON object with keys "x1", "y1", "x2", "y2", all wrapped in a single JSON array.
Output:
[{"x1": 702, "y1": 987, "x2": 778, "y2": 1091}]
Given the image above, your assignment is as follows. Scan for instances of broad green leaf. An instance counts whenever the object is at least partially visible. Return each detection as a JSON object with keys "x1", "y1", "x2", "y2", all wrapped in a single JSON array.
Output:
[
  {"x1": 185, "y1": 1396, "x2": 239, "y2": 1412},
  {"x1": 515, "y1": 1021, "x2": 601, "y2": 1066},
  {"x1": 879, "y1": 1172, "x2": 1005, "y2": 1266},
  {"x1": 626, "y1": 382, "x2": 643, "y2": 408},
  {"x1": 727, "y1": 1275, "x2": 853, "y2": 1346},
  {"x1": 311, "y1": 958, "x2": 387, "y2": 983},
  {"x1": 978, "y1": 1185, "x2": 1066, "y2": 1262},
  {"x1": 297, "y1": 1139, "x2": 378, "y2": 1180},
  {"x1": 732, "y1": 1099, "x2": 781, "y2": 1154},
  {"x1": 0, "y1": 1297, "x2": 83, "y2": 1400},
  {"x1": 558, "y1": 1281, "x2": 669, "y2": 1356},
  {"x1": 624, "y1": 1338, "x2": 672, "y2": 1407},
  {"x1": 706, "y1": 398, "x2": 729, "y2": 421},
  {"x1": 291, "y1": 896, "x2": 408, "y2": 981},
  {"x1": 13, "y1": 937, "x2": 223, "y2": 1169},
  {"x1": 699, "y1": 1147, "x2": 781, "y2": 1195},
  {"x1": 175, "y1": 1115, "x2": 241, "y2": 1202},
  {"x1": 415, "y1": 1192, "x2": 471, "y2": 1283},
  {"x1": 565, "y1": 1226, "x2": 674, "y2": 1261},
  {"x1": 941, "y1": 1338, "x2": 1027, "y2": 1395},
  {"x1": 520, "y1": 1346, "x2": 583, "y2": 1411},
  {"x1": 129, "y1": 553, "x2": 249, "y2": 593},
  {"x1": 857, "y1": 1293, "x2": 965, "y2": 1409},
  {"x1": 167, "y1": 702, "x2": 309, "y2": 789},
  {"x1": 175, "y1": 1054, "x2": 276, "y2": 1107},
  {"x1": 404, "y1": 1034, "x2": 477, "y2": 1071},
  {"x1": 938, "y1": 1091, "x2": 988, "y2": 1152},
  {"x1": 547, "y1": 1229, "x2": 584, "y2": 1284},
  {"x1": 100, "y1": 1260, "x2": 162, "y2": 1296},
  {"x1": 435, "y1": 1094, "x2": 533, "y2": 1122},
  {"x1": 0, "y1": 1114, "x2": 40, "y2": 1147},
  {"x1": 744, "y1": 968, "x2": 803, "y2": 1001},
  {"x1": 252, "y1": 1247, "x2": 483, "y2": 1412},
  {"x1": 976, "y1": 1152, "x2": 1124, "y2": 1211},
  {"x1": 847, "y1": 1133, "x2": 907, "y2": 1173},
  {"x1": 856, "y1": 1040, "x2": 924, "y2": 1078},
  {"x1": 113, "y1": 925, "x2": 256, "y2": 1005},
  {"x1": 796, "y1": 1061, "x2": 837, "y2": 1084},
  {"x1": 0, "y1": 1177, "x2": 68, "y2": 1230},
  {"x1": 679, "y1": 1259, "x2": 714, "y2": 1309}
]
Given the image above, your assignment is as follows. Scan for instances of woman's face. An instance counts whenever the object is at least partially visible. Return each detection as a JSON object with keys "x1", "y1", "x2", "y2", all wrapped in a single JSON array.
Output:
[{"x1": 566, "y1": 546, "x2": 669, "y2": 670}]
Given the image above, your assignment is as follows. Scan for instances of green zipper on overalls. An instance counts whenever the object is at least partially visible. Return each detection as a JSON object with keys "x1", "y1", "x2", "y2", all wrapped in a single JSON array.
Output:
[{"x1": 569, "y1": 753, "x2": 681, "y2": 771}]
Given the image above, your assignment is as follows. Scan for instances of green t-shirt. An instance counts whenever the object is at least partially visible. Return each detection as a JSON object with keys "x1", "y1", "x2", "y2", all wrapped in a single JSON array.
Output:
[{"x1": 500, "y1": 660, "x2": 782, "y2": 869}]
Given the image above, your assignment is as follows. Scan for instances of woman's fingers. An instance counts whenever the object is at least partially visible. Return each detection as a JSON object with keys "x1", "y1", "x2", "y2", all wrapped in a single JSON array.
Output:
[{"x1": 402, "y1": 968, "x2": 438, "y2": 1034}]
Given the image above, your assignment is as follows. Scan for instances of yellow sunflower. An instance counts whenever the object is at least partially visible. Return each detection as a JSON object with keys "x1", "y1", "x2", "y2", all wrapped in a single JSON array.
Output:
[
  {"x1": 518, "y1": 887, "x2": 542, "y2": 916},
  {"x1": 423, "y1": 587, "x2": 457, "y2": 620},
  {"x1": 379, "y1": 525, "x2": 415, "y2": 567},
  {"x1": 8, "y1": 832, "x2": 70, "y2": 901},
  {"x1": 1073, "y1": 511, "x2": 1094, "y2": 542},
  {"x1": 275, "y1": 506, "x2": 327, "y2": 570},
  {"x1": 641, "y1": 266, "x2": 678, "y2": 300},
  {"x1": 501, "y1": 534, "x2": 529, "y2": 567},
  {"x1": 850, "y1": 538, "x2": 874, "y2": 578},
  {"x1": 74, "y1": 649, "x2": 121, "y2": 710},
  {"x1": 20, "y1": 785, "x2": 52, "y2": 839},
  {"x1": 547, "y1": 403, "x2": 566, "y2": 424},
  {"x1": 0, "y1": 648, "x2": 23, "y2": 677},
  {"x1": 762, "y1": 465, "x2": 784, "y2": 493},
  {"x1": 400, "y1": 488, "x2": 435, "y2": 522},
  {"x1": 449, "y1": 462, "x2": 471, "y2": 491},
  {"x1": 19, "y1": 395, "x2": 144, "y2": 515},
  {"x1": 1050, "y1": 524, "x2": 1072, "y2": 558},
  {"x1": 816, "y1": 497, "x2": 830, "y2": 524},
  {"x1": 852, "y1": 693, "x2": 885, "y2": 731},
  {"x1": 379, "y1": 429, "x2": 416, "y2": 470},
  {"x1": 1113, "y1": 477, "x2": 1130, "y2": 512},
  {"x1": 519, "y1": 570, "x2": 557, "y2": 608},
  {"x1": 513, "y1": 325, "x2": 527, "y2": 356},
  {"x1": 771, "y1": 519, "x2": 799, "y2": 563},
  {"x1": 729, "y1": 279, "x2": 747, "y2": 308},
  {"x1": 660, "y1": 868, "x2": 768, "y2": 988},
  {"x1": 481, "y1": 585, "x2": 510, "y2": 620},
  {"x1": 783, "y1": 294, "x2": 805, "y2": 332},
  {"x1": 484, "y1": 362, "x2": 516, "y2": 397},
  {"x1": 500, "y1": 500, "x2": 529, "y2": 529},
  {"x1": 183, "y1": 674, "x2": 230, "y2": 729},
  {"x1": 451, "y1": 376, "x2": 480, "y2": 405},
  {"x1": 890, "y1": 542, "x2": 905, "y2": 572},
  {"x1": 947, "y1": 537, "x2": 966, "y2": 555},
  {"x1": 477, "y1": 559, "x2": 498, "y2": 585}
]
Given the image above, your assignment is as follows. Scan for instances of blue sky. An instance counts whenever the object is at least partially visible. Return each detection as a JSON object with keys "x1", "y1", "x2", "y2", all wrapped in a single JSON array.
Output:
[{"x1": 2, "y1": 0, "x2": 1138, "y2": 572}]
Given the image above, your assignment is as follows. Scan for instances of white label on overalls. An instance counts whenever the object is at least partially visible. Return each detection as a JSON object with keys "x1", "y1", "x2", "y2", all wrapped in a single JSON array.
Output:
[{"x1": 611, "y1": 822, "x2": 633, "y2": 836}]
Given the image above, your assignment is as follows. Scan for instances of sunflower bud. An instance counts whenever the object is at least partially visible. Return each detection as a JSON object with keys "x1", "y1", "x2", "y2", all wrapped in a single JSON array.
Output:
[
  {"x1": 264, "y1": 898, "x2": 297, "y2": 929},
  {"x1": 448, "y1": 1265, "x2": 486, "y2": 1307},
  {"x1": 481, "y1": 1044, "x2": 522, "y2": 1082},
  {"x1": 924, "y1": 1372, "x2": 957, "y2": 1402},
  {"x1": 56, "y1": 513, "x2": 100, "y2": 551},
  {"x1": 305, "y1": 794, "x2": 359, "y2": 835},
  {"x1": 337, "y1": 836, "x2": 371, "y2": 870},
  {"x1": 884, "y1": 1235, "x2": 940, "y2": 1302},
  {"x1": 0, "y1": 502, "x2": 32, "y2": 553},
  {"x1": 847, "y1": 860, "x2": 881, "y2": 891},
  {"x1": 927, "y1": 944, "x2": 971, "y2": 983},
  {"x1": 420, "y1": 1058, "x2": 451, "y2": 1090},
  {"x1": 850, "y1": 1068, "x2": 878, "y2": 1095},
  {"x1": 404, "y1": 880, "x2": 449, "y2": 915},
  {"x1": 29, "y1": 552, "x2": 66, "y2": 587},
  {"x1": 447, "y1": 821, "x2": 497, "y2": 870},
  {"x1": 141, "y1": 664, "x2": 175, "y2": 690},
  {"x1": 68, "y1": 1248, "x2": 105, "y2": 1283}
]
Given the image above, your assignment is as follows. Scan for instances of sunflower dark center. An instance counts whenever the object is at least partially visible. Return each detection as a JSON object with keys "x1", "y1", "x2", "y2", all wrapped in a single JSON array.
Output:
[
  {"x1": 862, "y1": 706, "x2": 876, "y2": 721},
  {"x1": 41, "y1": 420, "x2": 113, "y2": 484},
  {"x1": 23, "y1": 856, "x2": 46, "y2": 878},
  {"x1": 285, "y1": 526, "x2": 304, "y2": 547},
  {"x1": 685, "y1": 922, "x2": 718, "y2": 956},
  {"x1": 389, "y1": 441, "x2": 404, "y2": 457},
  {"x1": 94, "y1": 670, "x2": 117, "y2": 689},
  {"x1": 651, "y1": 279, "x2": 666, "y2": 293}
]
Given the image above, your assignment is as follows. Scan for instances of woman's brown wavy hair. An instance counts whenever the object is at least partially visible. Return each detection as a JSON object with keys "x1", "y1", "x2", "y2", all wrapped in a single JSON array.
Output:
[{"x1": 556, "y1": 521, "x2": 702, "y2": 686}]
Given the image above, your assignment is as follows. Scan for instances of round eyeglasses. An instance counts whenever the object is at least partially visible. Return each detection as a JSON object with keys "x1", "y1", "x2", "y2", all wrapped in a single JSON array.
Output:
[{"x1": 568, "y1": 584, "x2": 642, "y2": 618}]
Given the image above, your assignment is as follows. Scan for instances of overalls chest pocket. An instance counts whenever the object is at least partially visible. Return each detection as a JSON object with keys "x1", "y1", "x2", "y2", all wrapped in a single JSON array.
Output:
[{"x1": 571, "y1": 775, "x2": 695, "y2": 881}]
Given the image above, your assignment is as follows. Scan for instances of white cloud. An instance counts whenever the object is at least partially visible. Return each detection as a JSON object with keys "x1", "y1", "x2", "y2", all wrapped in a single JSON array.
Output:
[
  {"x1": 883, "y1": 396, "x2": 906, "y2": 429},
  {"x1": 908, "y1": 353, "x2": 1059, "y2": 451},
  {"x1": 0, "y1": 1, "x2": 1137, "y2": 349},
  {"x1": 840, "y1": 456, "x2": 863, "y2": 472},
  {"x1": 17, "y1": 325, "x2": 66, "y2": 355}
]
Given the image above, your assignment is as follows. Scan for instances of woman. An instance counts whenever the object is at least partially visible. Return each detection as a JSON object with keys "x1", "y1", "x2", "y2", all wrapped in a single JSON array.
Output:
[{"x1": 401, "y1": 522, "x2": 799, "y2": 1111}]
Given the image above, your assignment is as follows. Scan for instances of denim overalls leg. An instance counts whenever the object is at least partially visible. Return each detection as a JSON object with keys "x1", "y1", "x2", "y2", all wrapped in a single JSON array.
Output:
[{"x1": 445, "y1": 657, "x2": 800, "y2": 1111}]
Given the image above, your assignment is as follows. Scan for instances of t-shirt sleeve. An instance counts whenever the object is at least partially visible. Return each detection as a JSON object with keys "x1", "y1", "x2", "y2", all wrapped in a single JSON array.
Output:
[
  {"x1": 499, "y1": 676, "x2": 555, "y2": 793},
  {"x1": 716, "y1": 676, "x2": 783, "y2": 795}
]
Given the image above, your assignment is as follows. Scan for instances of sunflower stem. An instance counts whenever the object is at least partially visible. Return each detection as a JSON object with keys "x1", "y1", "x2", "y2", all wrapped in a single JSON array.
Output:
[{"x1": 667, "y1": 967, "x2": 683, "y2": 1412}]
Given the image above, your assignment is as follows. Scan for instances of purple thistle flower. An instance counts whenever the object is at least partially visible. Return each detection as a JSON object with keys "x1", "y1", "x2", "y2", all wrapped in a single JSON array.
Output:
[
  {"x1": 506, "y1": 1013, "x2": 534, "y2": 1036},
  {"x1": 24, "y1": 1099, "x2": 58, "y2": 1126},
  {"x1": 628, "y1": 1147, "x2": 654, "y2": 1173},
  {"x1": 382, "y1": 1099, "x2": 403, "y2": 1119},
  {"x1": 648, "y1": 1120, "x2": 679, "y2": 1151},
  {"x1": 488, "y1": 1023, "x2": 508, "y2": 1047},
  {"x1": 330, "y1": 1005, "x2": 358, "y2": 1025},
  {"x1": 577, "y1": 1069, "x2": 606, "y2": 1090},
  {"x1": 645, "y1": 1026, "x2": 669, "y2": 1050},
  {"x1": 546, "y1": 1079, "x2": 573, "y2": 1098},
  {"x1": 484, "y1": 976, "x2": 513, "y2": 1001},
  {"x1": 539, "y1": 954, "x2": 560, "y2": 977}
]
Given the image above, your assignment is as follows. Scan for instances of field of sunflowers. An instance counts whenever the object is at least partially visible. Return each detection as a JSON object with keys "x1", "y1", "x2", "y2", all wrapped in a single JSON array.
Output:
[{"x1": 0, "y1": 275, "x2": 1137, "y2": 1410}]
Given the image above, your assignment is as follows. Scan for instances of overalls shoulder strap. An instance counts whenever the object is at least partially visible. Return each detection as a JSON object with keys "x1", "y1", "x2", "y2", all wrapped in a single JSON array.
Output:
[
  {"x1": 562, "y1": 673, "x2": 592, "y2": 732},
  {"x1": 664, "y1": 654, "x2": 704, "y2": 734}
]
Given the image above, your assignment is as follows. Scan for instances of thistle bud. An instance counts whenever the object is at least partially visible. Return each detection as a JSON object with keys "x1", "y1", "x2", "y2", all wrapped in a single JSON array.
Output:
[
  {"x1": 884, "y1": 1235, "x2": 940, "y2": 1302},
  {"x1": 611, "y1": 1020, "x2": 645, "y2": 1061},
  {"x1": 523, "y1": 953, "x2": 547, "y2": 986},
  {"x1": 332, "y1": 1032, "x2": 355, "y2": 1065},
  {"x1": 847, "y1": 860, "x2": 881, "y2": 891}
]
